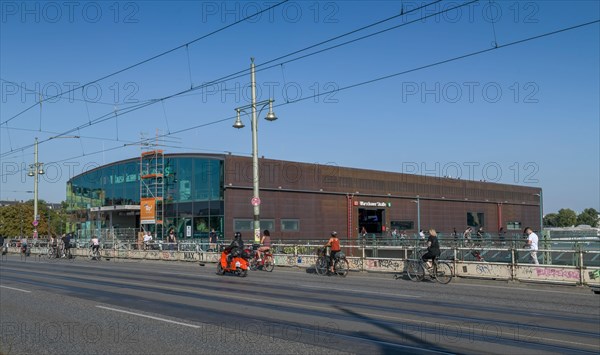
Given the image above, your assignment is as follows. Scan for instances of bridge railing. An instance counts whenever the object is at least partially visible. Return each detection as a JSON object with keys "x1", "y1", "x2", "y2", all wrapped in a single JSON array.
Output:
[{"x1": 4, "y1": 238, "x2": 599, "y2": 287}]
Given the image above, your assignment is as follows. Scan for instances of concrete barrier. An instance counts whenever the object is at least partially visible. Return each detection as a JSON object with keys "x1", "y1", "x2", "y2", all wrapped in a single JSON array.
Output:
[
  {"x1": 5, "y1": 247, "x2": 600, "y2": 287},
  {"x1": 457, "y1": 262, "x2": 512, "y2": 280}
]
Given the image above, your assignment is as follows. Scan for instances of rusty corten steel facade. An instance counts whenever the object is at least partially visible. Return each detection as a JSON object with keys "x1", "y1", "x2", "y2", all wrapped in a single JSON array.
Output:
[{"x1": 223, "y1": 155, "x2": 541, "y2": 240}]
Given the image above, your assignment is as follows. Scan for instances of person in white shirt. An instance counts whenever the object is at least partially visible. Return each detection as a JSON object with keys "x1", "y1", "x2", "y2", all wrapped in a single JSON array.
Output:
[
  {"x1": 524, "y1": 227, "x2": 539, "y2": 265},
  {"x1": 143, "y1": 231, "x2": 153, "y2": 250},
  {"x1": 90, "y1": 236, "x2": 100, "y2": 252}
]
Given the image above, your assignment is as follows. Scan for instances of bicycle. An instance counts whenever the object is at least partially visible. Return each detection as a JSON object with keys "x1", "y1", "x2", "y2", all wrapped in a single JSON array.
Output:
[
  {"x1": 20, "y1": 244, "x2": 30, "y2": 260},
  {"x1": 406, "y1": 250, "x2": 453, "y2": 284},
  {"x1": 89, "y1": 246, "x2": 101, "y2": 260},
  {"x1": 62, "y1": 246, "x2": 73, "y2": 259},
  {"x1": 47, "y1": 244, "x2": 60, "y2": 259},
  {"x1": 315, "y1": 247, "x2": 349, "y2": 277},
  {"x1": 249, "y1": 248, "x2": 275, "y2": 272}
]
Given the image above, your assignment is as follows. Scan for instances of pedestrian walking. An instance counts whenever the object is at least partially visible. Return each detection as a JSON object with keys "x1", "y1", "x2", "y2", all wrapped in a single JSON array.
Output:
[{"x1": 524, "y1": 227, "x2": 539, "y2": 265}]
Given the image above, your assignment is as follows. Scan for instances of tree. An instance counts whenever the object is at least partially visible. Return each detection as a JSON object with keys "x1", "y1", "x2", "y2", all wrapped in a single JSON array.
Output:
[
  {"x1": 556, "y1": 208, "x2": 577, "y2": 227},
  {"x1": 543, "y1": 213, "x2": 558, "y2": 227},
  {"x1": 0, "y1": 200, "x2": 68, "y2": 238},
  {"x1": 577, "y1": 208, "x2": 600, "y2": 227},
  {"x1": 0, "y1": 202, "x2": 33, "y2": 238}
]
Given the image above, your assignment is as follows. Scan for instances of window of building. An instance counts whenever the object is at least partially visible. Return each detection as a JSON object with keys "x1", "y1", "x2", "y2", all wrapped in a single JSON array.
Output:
[
  {"x1": 467, "y1": 212, "x2": 485, "y2": 227},
  {"x1": 234, "y1": 219, "x2": 274, "y2": 232},
  {"x1": 391, "y1": 221, "x2": 414, "y2": 230},
  {"x1": 507, "y1": 221, "x2": 521, "y2": 230},
  {"x1": 281, "y1": 219, "x2": 300, "y2": 231},
  {"x1": 234, "y1": 219, "x2": 252, "y2": 231}
]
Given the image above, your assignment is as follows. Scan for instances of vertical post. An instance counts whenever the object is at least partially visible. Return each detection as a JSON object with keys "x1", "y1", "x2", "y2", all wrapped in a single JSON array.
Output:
[
  {"x1": 578, "y1": 250, "x2": 584, "y2": 286},
  {"x1": 539, "y1": 190, "x2": 543, "y2": 235},
  {"x1": 33, "y1": 137, "x2": 39, "y2": 227},
  {"x1": 416, "y1": 195, "x2": 421, "y2": 235},
  {"x1": 250, "y1": 58, "x2": 261, "y2": 243}
]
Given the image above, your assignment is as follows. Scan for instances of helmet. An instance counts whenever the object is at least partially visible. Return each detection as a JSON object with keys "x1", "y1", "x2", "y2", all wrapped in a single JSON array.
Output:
[
  {"x1": 331, "y1": 231, "x2": 337, "y2": 236},
  {"x1": 234, "y1": 232, "x2": 242, "y2": 239}
]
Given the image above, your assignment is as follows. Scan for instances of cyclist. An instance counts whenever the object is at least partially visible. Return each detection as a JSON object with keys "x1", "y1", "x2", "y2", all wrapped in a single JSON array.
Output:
[
  {"x1": 475, "y1": 227, "x2": 484, "y2": 246},
  {"x1": 61, "y1": 233, "x2": 71, "y2": 257},
  {"x1": 256, "y1": 230, "x2": 271, "y2": 261},
  {"x1": 422, "y1": 228, "x2": 441, "y2": 270},
  {"x1": 463, "y1": 227, "x2": 473, "y2": 245},
  {"x1": 21, "y1": 237, "x2": 29, "y2": 256},
  {"x1": 324, "y1": 231, "x2": 341, "y2": 273},
  {"x1": 90, "y1": 236, "x2": 100, "y2": 254}
]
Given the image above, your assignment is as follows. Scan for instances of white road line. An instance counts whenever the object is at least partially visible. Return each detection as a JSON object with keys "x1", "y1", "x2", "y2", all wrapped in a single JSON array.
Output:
[
  {"x1": 0, "y1": 285, "x2": 31, "y2": 293},
  {"x1": 298, "y1": 284, "x2": 421, "y2": 298},
  {"x1": 96, "y1": 305, "x2": 201, "y2": 329}
]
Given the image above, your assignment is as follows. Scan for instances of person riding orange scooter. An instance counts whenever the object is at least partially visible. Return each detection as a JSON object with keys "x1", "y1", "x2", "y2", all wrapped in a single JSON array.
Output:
[{"x1": 218, "y1": 232, "x2": 249, "y2": 277}]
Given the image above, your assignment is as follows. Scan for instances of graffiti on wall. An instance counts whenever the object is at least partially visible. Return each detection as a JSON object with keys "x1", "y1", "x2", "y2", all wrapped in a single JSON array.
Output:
[
  {"x1": 535, "y1": 268, "x2": 579, "y2": 280},
  {"x1": 364, "y1": 259, "x2": 402, "y2": 271}
]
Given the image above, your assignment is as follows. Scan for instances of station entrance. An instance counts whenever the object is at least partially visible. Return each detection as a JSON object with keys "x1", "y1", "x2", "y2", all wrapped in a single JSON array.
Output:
[{"x1": 358, "y1": 208, "x2": 385, "y2": 234}]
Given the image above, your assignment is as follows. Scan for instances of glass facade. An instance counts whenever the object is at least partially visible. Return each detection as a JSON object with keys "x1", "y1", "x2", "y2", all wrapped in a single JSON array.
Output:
[{"x1": 66, "y1": 155, "x2": 224, "y2": 239}]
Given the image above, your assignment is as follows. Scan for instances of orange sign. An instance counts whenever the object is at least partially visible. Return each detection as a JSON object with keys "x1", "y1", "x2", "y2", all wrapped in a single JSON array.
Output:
[{"x1": 140, "y1": 197, "x2": 156, "y2": 224}]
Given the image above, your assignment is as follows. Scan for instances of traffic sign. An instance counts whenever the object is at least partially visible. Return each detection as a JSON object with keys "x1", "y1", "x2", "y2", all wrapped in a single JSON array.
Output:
[
  {"x1": 251, "y1": 197, "x2": 261, "y2": 206},
  {"x1": 32, "y1": 220, "x2": 38, "y2": 227}
]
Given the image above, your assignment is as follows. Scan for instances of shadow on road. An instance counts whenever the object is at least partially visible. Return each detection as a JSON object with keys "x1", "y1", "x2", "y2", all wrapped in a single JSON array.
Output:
[{"x1": 334, "y1": 305, "x2": 453, "y2": 355}]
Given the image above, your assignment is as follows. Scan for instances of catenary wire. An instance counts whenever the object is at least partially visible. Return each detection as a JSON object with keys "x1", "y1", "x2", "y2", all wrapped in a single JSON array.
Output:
[
  {"x1": 1, "y1": 20, "x2": 596, "y2": 178},
  {"x1": 0, "y1": 0, "x2": 458, "y2": 157},
  {"x1": 0, "y1": 0, "x2": 290, "y2": 127}
]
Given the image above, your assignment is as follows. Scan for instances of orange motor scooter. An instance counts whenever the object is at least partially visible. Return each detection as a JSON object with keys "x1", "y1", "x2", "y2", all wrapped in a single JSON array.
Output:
[{"x1": 217, "y1": 249, "x2": 249, "y2": 277}]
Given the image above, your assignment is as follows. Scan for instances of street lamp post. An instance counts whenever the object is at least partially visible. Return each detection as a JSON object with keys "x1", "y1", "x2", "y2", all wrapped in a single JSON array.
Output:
[
  {"x1": 27, "y1": 135, "x2": 79, "y2": 238},
  {"x1": 534, "y1": 191, "x2": 543, "y2": 233},
  {"x1": 232, "y1": 58, "x2": 278, "y2": 243},
  {"x1": 411, "y1": 196, "x2": 421, "y2": 235},
  {"x1": 28, "y1": 138, "x2": 44, "y2": 237}
]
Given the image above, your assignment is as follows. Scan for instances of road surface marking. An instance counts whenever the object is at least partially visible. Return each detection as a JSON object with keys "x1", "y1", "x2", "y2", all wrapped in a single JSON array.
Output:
[
  {"x1": 96, "y1": 305, "x2": 201, "y2": 329},
  {"x1": 0, "y1": 285, "x2": 31, "y2": 293}
]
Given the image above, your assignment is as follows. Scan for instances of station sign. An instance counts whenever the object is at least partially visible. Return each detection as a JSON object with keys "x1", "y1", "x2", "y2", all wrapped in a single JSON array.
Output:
[{"x1": 353, "y1": 201, "x2": 391, "y2": 207}]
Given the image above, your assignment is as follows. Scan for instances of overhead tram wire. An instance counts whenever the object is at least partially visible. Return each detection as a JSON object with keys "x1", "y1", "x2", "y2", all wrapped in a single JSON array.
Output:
[
  {"x1": 1, "y1": 0, "x2": 448, "y2": 157},
  {"x1": 1, "y1": 0, "x2": 445, "y2": 154},
  {"x1": 0, "y1": 98, "x2": 160, "y2": 157},
  {"x1": 2, "y1": 1, "x2": 594, "y2": 160},
  {"x1": 159, "y1": 0, "x2": 478, "y2": 102},
  {"x1": 258, "y1": 0, "x2": 444, "y2": 67},
  {"x1": 2, "y1": 19, "x2": 596, "y2": 179},
  {"x1": 0, "y1": 0, "x2": 460, "y2": 157},
  {"x1": 0, "y1": 78, "x2": 154, "y2": 107},
  {"x1": 0, "y1": 0, "x2": 290, "y2": 127},
  {"x1": 170, "y1": 0, "x2": 449, "y2": 100}
]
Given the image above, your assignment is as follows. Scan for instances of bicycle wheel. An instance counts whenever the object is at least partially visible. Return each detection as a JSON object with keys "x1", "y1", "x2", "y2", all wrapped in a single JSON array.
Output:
[
  {"x1": 249, "y1": 258, "x2": 258, "y2": 271},
  {"x1": 406, "y1": 260, "x2": 425, "y2": 281},
  {"x1": 315, "y1": 257, "x2": 328, "y2": 275},
  {"x1": 334, "y1": 258, "x2": 349, "y2": 277},
  {"x1": 434, "y1": 262, "x2": 453, "y2": 284},
  {"x1": 47, "y1": 247, "x2": 55, "y2": 259},
  {"x1": 263, "y1": 255, "x2": 275, "y2": 272}
]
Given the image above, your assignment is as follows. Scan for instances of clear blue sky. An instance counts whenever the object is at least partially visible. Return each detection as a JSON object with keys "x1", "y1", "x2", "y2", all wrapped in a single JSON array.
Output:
[{"x1": 1, "y1": 0, "x2": 599, "y2": 215}]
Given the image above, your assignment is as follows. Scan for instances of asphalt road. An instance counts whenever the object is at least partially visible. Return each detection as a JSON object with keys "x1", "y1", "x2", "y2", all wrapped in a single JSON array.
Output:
[{"x1": 1, "y1": 254, "x2": 599, "y2": 355}]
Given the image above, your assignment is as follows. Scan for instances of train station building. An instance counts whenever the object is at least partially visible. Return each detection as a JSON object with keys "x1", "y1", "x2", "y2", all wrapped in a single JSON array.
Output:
[{"x1": 66, "y1": 152, "x2": 541, "y2": 241}]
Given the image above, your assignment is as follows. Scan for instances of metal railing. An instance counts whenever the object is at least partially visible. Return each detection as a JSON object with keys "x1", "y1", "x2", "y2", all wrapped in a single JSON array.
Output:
[{"x1": 4, "y1": 238, "x2": 599, "y2": 286}]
